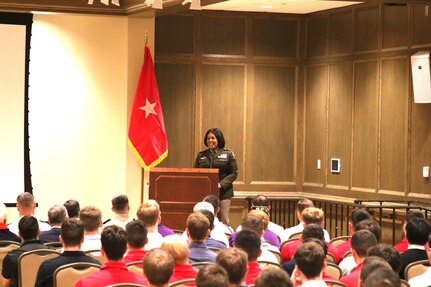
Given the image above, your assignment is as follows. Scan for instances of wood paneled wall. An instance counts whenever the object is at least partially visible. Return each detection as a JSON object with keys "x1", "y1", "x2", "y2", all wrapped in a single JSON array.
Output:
[{"x1": 154, "y1": 3, "x2": 431, "y2": 202}]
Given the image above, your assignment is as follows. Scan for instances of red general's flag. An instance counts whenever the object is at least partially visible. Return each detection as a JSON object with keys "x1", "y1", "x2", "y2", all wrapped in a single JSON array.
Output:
[{"x1": 128, "y1": 45, "x2": 168, "y2": 170}]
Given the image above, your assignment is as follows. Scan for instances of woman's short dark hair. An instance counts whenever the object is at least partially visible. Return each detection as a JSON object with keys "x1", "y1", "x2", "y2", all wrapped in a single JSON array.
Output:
[{"x1": 204, "y1": 128, "x2": 225, "y2": 149}]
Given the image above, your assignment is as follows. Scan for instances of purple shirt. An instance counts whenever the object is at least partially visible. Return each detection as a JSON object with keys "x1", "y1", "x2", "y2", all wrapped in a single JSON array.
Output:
[
  {"x1": 230, "y1": 230, "x2": 280, "y2": 248},
  {"x1": 158, "y1": 224, "x2": 175, "y2": 237}
]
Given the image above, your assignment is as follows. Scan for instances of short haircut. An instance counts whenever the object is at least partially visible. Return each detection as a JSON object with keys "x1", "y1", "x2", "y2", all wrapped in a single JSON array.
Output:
[
  {"x1": 17, "y1": 192, "x2": 34, "y2": 209},
  {"x1": 294, "y1": 241, "x2": 326, "y2": 279},
  {"x1": 64, "y1": 199, "x2": 80, "y2": 218},
  {"x1": 199, "y1": 209, "x2": 215, "y2": 230},
  {"x1": 350, "y1": 209, "x2": 371, "y2": 225},
  {"x1": 216, "y1": 247, "x2": 248, "y2": 285},
  {"x1": 406, "y1": 218, "x2": 431, "y2": 245},
  {"x1": 204, "y1": 128, "x2": 226, "y2": 149},
  {"x1": 367, "y1": 243, "x2": 402, "y2": 273},
  {"x1": 302, "y1": 238, "x2": 328, "y2": 256},
  {"x1": 251, "y1": 194, "x2": 270, "y2": 215},
  {"x1": 125, "y1": 220, "x2": 147, "y2": 249},
  {"x1": 302, "y1": 223, "x2": 324, "y2": 241},
  {"x1": 248, "y1": 210, "x2": 269, "y2": 230},
  {"x1": 161, "y1": 234, "x2": 189, "y2": 264},
  {"x1": 354, "y1": 219, "x2": 381, "y2": 241},
  {"x1": 61, "y1": 218, "x2": 84, "y2": 247},
  {"x1": 79, "y1": 206, "x2": 102, "y2": 232},
  {"x1": 18, "y1": 215, "x2": 39, "y2": 240},
  {"x1": 0, "y1": 203, "x2": 7, "y2": 222},
  {"x1": 351, "y1": 229, "x2": 377, "y2": 257},
  {"x1": 405, "y1": 209, "x2": 424, "y2": 222},
  {"x1": 360, "y1": 256, "x2": 392, "y2": 283},
  {"x1": 234, "y1": 230, "x2": 261, "y2": 261},
  {"x1": 193, "y1": 201, "x2": 214, "y2": 214},
  {"x1": 255, "y1": 268, "x2": 294, "y2": 287},
  {"x1": 302, "y1": 207, "x2": 324, "y2": 226},
  {"x1": 136, "y1": 202, "x2": 159, "y2": 227},
  {"x1": 186, "y1": 212, "x2": 210, "y2": 241},
  {"x1": 101, "y1": 225, "x2": 127, "y2": 261},
  {"x1": 196, "y1": 264, "x2": 229, "y2": 287},
  {"x1": 363, "y1": 267, "x2": 400, "y2": 287},
  {"x1": 297, "y1": 198, "x2": 314, "y2": 213},
  {"x1": 143, "y1": 248, "x2": 175, "y2": 286},
  {"x1": 241, "y1": 215, "x2": 263, "y2": 235},
  {"x1": 111, "y1": 195, "x2": 129, "y2": 212},
  {"x1": 203, "y1": 195, "x2": 220, "y2": 212},
  {"x1": 48, "y1": 205, "x2": 68, "y2": 225}
]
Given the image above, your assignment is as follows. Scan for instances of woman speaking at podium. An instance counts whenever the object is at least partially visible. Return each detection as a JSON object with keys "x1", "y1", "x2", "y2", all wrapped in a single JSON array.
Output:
[{"x1": 194, "y1": 128, "x2": 238, "y2": 225}]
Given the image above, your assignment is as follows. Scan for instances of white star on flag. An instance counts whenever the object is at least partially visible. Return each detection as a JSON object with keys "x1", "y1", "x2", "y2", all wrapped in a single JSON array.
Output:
[{"x1": 139, "y1": 99, "x2": 157, "y2": 118}]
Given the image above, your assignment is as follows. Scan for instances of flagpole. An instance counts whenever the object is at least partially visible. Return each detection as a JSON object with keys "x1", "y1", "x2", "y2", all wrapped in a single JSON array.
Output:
[{"x1": 144, "y1": 30, "x2": 148, "y2": 46}]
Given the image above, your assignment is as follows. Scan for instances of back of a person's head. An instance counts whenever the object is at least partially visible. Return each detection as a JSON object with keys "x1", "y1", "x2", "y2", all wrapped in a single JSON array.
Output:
[
  {"x1": 234, "y1": 230, "x2": 261, "y2": 261},
  {"x1": 367, "y1": 243, "x2": 402, "y2": 273},
  {"x1": 186, "y1": 212, "x2": 210, "y2": 241},
  {"x1": 406, "y1": 218, "x2": 431, "y2": 245},
  {"x1": 161, "y1": 234, "x2": 189, "y2": 264},
  {"x1": 216, "y1": 247, "x2": 248, "y2": 285},
  {"x1": 199, "y1": 209, "x2": 215, "y2": 230},
  {"x1": 255, "y1": 268, "x2": 294, "y2": 287},
  {"x1": 193, "y1": 201, "x2": 214, "y2": 214},
  {"x1": 350, "y1": 209, "x2": 371, "y2": 226},
  {"x1": 196, "y1": 264, "x2": 229, "y2": 287},
  {"x1": 363, "y1": 267, "x2": 400, "y2": 287},
  {"x1": 248, "y1": 209, "x2": 269, "y2": 230},
  {"x1": 48, "y1": 205, "x2": 68, "y2": 225},
  {"x1": 360, "y1": 256, "x2": 392, "y2": 284},
  {"x1": 143, "y1": 248, "x2": 174, "y2": 286},
  {"x1": 241, "y1": 214, "x2": 263, "y2": 235},
  {"x1": 405, "y1": 209, "x2": 424, "y2": 222},
  {"x1": 64, "y1": 199, "x2": 80, "y2": 218},
  {"x1": 0, "y1": 203, "x2": 7, "y2": 223},
  {"x1": 302, "y1": 223, "x2": 324, "y2": 241},
  {"x1": 136, "y1": 202, "x2": 160, "y2": 227},
  {"x1": 79, "y1": 206, "x2": 102, "y2": 232},
  {"x1": 297, "y1": 198, "x2": 314, "y2": 213},
  {"x1": 251, "y1": 194, "x2": 270, "y2": 215},
  {"x1": 351, "y1": 229, "x2": 377, "y2": 257},
  {"x1": 101, "y1": 225, "x2": 127, "y2": 261},
  {"x1": 294, "y1": 241, "x2": 326, "y2": 279},
  {"x1": 61, "y1": 218, "x2": 84, "y2": 247},
  {"x1": 203, "y1": 195, "x2": 220, "y2": 213},
  {"x1": 125, "y1": 220, "x2": 147, "y2": 249},
  {"x1": 111, "y1": 194, "x2": 129, "y2": 212},
  {"x1": 17, "y1": 192, "x2": 34, "y2": 209},
  {"x1": 302, "y1": 238, "x2": 328, "y2": 256},
  {"x1": 18, "y1": 215, "x2": 39, "y2": 240},
  {"x1": 354, "y1": 219, "x2": 381, "y2": 241},
  {"x1": 301, "y1": 207, "x2": 324, "y2": 226}
]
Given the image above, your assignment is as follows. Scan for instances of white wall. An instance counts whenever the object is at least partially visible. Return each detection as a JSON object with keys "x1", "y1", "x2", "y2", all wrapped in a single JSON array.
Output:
[{"x1": 7, "y1": 13, "x2": 155, "y2": 223}]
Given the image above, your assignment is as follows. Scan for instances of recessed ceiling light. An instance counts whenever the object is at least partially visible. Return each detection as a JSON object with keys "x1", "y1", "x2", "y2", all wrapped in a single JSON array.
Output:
[{"x1": 260, "y1": 5, "x2": 272, "y2": 9}]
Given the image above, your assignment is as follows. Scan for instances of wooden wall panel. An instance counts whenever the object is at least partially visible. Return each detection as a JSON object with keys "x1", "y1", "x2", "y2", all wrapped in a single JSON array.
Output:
[
  {"x1": 251, "y1": 65, "x2": 296, "y2": 182},
  {"x1": 382, "y1": 5, "x2": 408, "y2": 49},
  {"x1": 304, "y1": 65, "x2": 327, "y2": 184},
  {"x1": 329, "y1": 11, "x2": 353, "y2": 55},
  {"x1": 352, "y1": 60, "x2": 378, "y2": 190},
  {"x1": 156, "y1": 63, "x2": 195, "y2": 168},
  {"x1": 327, "y1": 62, "x2": 352, "y2": 187},
  {"x1": 355, "y1": 6, "x2": 380, "y2": 52},
  {"x1": 201, "y1": 15, "x2": 246, "y2": 55},
  {"x1": 155, "y1": 15, "x2": 194, "y2": 54},
  {"x1": 306, "y1": 16, "x2": 328, "y2": 58},
  {"x1": 254, "y1": 17, "x2": 298, "y2": 58},
  {"x1": 201, "y1": 64, "x2": 245, "y2": 181},
  {"x1": 412, "y1": 4, "x2": 431, "y2": 47},
  {"x1": 380, "y1": 58, "x2": 408, "y2": 193}
]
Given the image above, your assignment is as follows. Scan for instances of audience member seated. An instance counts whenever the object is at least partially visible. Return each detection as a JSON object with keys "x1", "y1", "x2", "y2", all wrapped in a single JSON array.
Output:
[
  {"x1": 363, "y1": 266, "x2": 400, "y2": 287},
  {"x1": 0, "y1": 203, "x2": 20, "y2": 243},
  {"x1": 39, "y1": 205, "x2": 68, "y2": 244},
  {"x1": 336, "y1": 208, "x2": 371, "y2": 257},
  {"x1": 216, "y1": 247, "x2": 248, "y2": 287},
  {"x1": 2, "y1": 216, "x2": 47, "y2": 287},
  {"x1": 79, "y1": 206, "x2": 102, "y2": 252},
  {"x1": 366, "y1": 243, "x2": 402, "y2": 274},
  {"x1": 161, "y1": 234, "x2": 197, "y2": 284},
  {"x1": 199, "y1": 210, "x2": 227, "y2": 250},
  {"x1": 63, "y1": 199, "x2": 80, "y2": 219},
  {"x1": 399, "y1": 218, "x2": 431, "y2": 279},
  {"x1": 123, "y1": 220, "x2": 147, "y2": 265},
  {"x1": 8, "y1": 192, "x2": 50, "y2": 236},
  {"x1": 254, "y1": 268, "x2": 293, "y2": 287},
  {"x1": 250, "y1": 194, "x2": 284, "y2": 239},
  {"x1": 75, "y1": 225, "x2": 146, "y2": 287},
  {"x1": 143, "y1": 248, "x2": 174, "y2": 287},
  {"x1": 196, "y1": 200, "x2": 229, "y2": 247},
  {"x1": 234, "y1": 230, "x2": 262, "y2": 285},
  {"x1": 394, "y1": 209, "x2": 427, "y2": 253},
  {"x1": 408, "y1": 235, "x2": 431, "y2": 287},
  {"x1": 291, "y1": 240, "x2": 327, "y2": 287},
  {"x1": 136, "y1": 201, "x2": 164, "y2": 250},
  {"x1": 102, "y1": 195, "x2": 133, "y2": 230},
  {"x1": 359, "y1": 256, "x2": 393, "y2": 287},
  {"x1": 203, "y1": 195, "x2": 233, "y2": 236},
  {"x1": 196, "y1": 264, "x2": 229, "y2": 287},
  {"x1": 35, "y1": 219, "x2": 100, "y2": 287},
  {"x1": 143, "y1": 200, "x2": 174, "y2": 238},
  {"x1": 340, "y1": 229, "x2": 378, "y2": 287},
  {"x1": 186, "y1": 212, "x2": 217, "y2": 263}
]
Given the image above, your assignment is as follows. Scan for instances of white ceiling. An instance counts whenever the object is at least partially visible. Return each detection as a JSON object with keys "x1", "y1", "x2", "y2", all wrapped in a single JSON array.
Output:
[{"x1": 202, "y1": 0, "x2": 363, "y2": 14}]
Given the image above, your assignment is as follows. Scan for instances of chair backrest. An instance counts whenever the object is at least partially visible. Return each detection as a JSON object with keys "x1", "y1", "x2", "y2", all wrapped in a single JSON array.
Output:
[
  {"x1": 258, "y1": 260, "x2": 281, "y2": 269},
  {"x1": 105, "y1": 284, "x2": 144, "y2": 287},
  {"x1": 84, "y1": 249, "x2": 107, "y2": 264},
  {"x1": 325, "y1": 262, "x2": 342, "y2": 279},
  {"x1": 404, "y1": 259, "x2": 430, "y2": 281},
  {"x1": 324, "y1": 279, "x2": 347, "y2": 287},
  {"x1": 18, "y1": 249, "x2": 60, "y2": 287},
  {"x1": 288, "y1": 231, "x2": 302, "y2": 240},
  {"x1": 53, "y1": 262, "x2": 101, "y2": 287},
  {"x1": 169, "y1": 278, "x2": 196, "y2": 287},
  {"x1": 208, "y1": 247, "x2": 222, "y2": 254},
  {"x1": 0, "y1": 241, "x2": 20, "y2": 287},
  {"x1": 191, "y1": 261, "x2": 215, "y2": 270},
  {"x1": 330, "y1": 236, "x2": 350, "y2": 247},
  {"x1": 268, "y1": 249, "x2": 282, "y2": 264},
  {"x1": 44, "y1": 242, "x2": 63, "y2": 252},
  {"x1": 343, "y1": 250, "x2": 352, "y2": 259},
  {"x1": 280, "y1": 238, "x2": 299, "y2": 251},
  {"x1": 400, "y1": 279, "x2": 410, "y2": 287},
  {"x1": 126, "y1": 261, "x2": 143, "y2": 276}
]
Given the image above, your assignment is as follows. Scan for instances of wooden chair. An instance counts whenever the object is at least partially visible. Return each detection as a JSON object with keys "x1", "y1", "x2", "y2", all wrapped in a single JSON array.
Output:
[
  {"x1": 126, "y1": 261, "x2": 143, "y2": 276},
  {"x1": 0, "y1": 240, "x2": 20, "y2": 287},
  {"x1": 18, "y1": 249, "x2": 60, "y2": 287},
  {"x1": 53, "y1": 262, "x2": 101, "y2": 287},
  {"x1": 324, "y1": 280, "x2": 347, "y2": 287},
  {"x1": 169, "y1": 278, "x2": 196, "y2": 286},
  {"x1": 258, "y1": 260, "x2": 281, "y2": 269},
  {"x1": 404, "y1": 259, "x2": 430, "y2": 281},
  {"x1": 325, "y1": 262, "x2": 342, "y2": 279},
  {"x1": 330, "y1": 236, "x2": 350, "y2": 247},
  {"x1": 84, "y1": 249, "x2": 107, "y2": 264}
]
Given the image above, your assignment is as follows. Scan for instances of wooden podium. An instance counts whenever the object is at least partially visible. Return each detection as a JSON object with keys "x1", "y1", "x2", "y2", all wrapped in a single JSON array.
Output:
[{"x1": 148, "y1": 167, "x2": 219, "y2": 230}]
